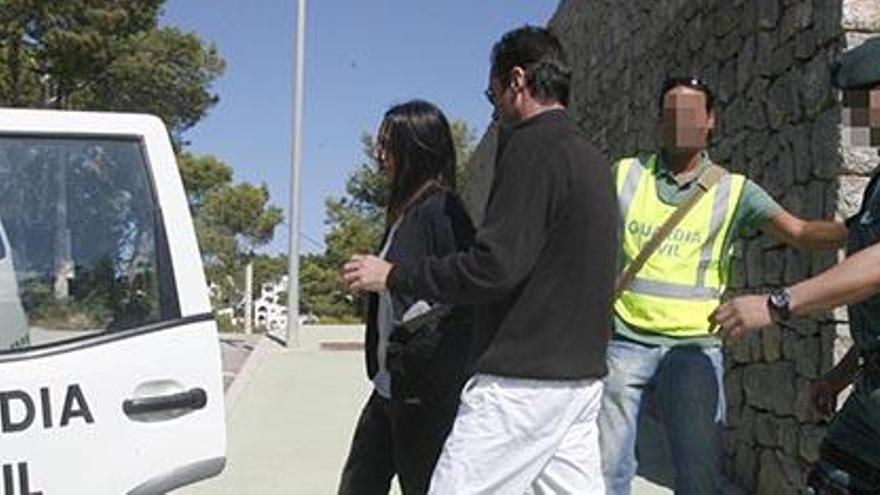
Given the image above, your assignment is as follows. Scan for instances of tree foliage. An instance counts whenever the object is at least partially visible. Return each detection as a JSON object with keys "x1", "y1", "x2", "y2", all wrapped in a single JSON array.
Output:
[
  {"x1": 177, "y1": 152, "x2": 284, "y2": 310},
  {"x1": 0, "y1": 0, "x2": 225, "y2": 144}
]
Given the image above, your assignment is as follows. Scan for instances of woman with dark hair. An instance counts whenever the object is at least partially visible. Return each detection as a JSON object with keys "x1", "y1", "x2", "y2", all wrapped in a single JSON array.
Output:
[{"x1": 337, "y1": 100, "x2": 475, "y2": 495}]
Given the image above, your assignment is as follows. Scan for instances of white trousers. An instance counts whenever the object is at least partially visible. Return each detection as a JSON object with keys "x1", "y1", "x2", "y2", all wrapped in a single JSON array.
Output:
[{"x1": 428, "y1": 374, "x2": 605, "y2": 495}]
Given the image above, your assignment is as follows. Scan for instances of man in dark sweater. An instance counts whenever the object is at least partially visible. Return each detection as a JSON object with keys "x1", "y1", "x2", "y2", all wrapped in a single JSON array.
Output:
[{"x1": 344, "y1": 26, "x2": 617, "y2": 494}]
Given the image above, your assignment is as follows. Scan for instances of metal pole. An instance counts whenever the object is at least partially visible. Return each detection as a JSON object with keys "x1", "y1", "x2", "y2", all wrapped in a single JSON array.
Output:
[
  {"x1": 286, "y1": 0, "x2": 306, "y2": 348},
  {"x1": 244, "y1": 260, "x2": 253, "y2": 335}
]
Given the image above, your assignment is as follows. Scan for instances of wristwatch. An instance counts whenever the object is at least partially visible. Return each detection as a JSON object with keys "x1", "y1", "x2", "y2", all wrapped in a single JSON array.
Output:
[{"x1": 767, "y1": 287, "x2": 792, "y2": 322}]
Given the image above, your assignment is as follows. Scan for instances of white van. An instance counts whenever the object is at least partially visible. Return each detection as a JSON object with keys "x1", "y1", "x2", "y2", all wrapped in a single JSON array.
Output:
[{"x1": 0, "y1": 109, "x2": 225, "y2": 494}]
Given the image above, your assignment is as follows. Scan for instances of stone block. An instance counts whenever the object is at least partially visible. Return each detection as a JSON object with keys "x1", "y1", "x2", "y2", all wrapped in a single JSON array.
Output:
[
  {"x1": 801, "y1": 54, "x2": 833, "y2": 118},
  {"x1": 792, "y1": 0, "x2": 813, "y2": 30},
  {"x1": 743, "y1": 362, "x2": 796, "y2": 414},
  {"x1": 750, "y1": 331, "x2": 765, "y2": 361},
  {"x1": 795, "y1": 27, "x2": 818, "y2": 61},
  {"x1": 755, "y1": 412, "x2": 778, "y2": 446},
  {"x1": 798, "y1": 424, "x2": 826, "y2": 463},
  {"x1": 781, "y1": 176, "x2": 804, "y2": 212},
  {"x1": 737, "y1": 37, "x2": 756, "y2": 94},
  {"x1": 762, "y1": 326, "x2": 783, "y2": 362},
  {"x1": 745, "y1": 240, "x2": 763, "y2": 288},
  {"x1": 688, "y1": 14, "x2": 706, "y2": 52},
  {"x1": 734, "y1": 439, "x2": 759, "y2": 491},
  {"x1": 794, "y1": 376, "x2": 818, "y2": 422},
  {"x1": 715, "y1": 6, "x2": 742, "y2": 38},
  {"x1": 794, "y1": 335, "x2": 821, "y2": 378},
  {"x1": 704, "y1": 59, "x2": 721, "y2": 92},
  {"x1": 843, "y1": 0, "x2": 880, "y2": 31},
  {"x1": 769, "y1": 73, "x2": 802, "y2": 130},
  {"x1": 763, "y1": 232, "x2": 786, "y2": 250},
  {"x1": 841, "y1": 146, "x2": 880, "y2": 175},
  {"x1": 794, "y1": 318, "x2": 819, "y2": 338},
  {"x1": 729, "y1": 255, "x2": 747, "y2": 289},
  {"x1": 811, "y1": 108, "x2": 842, "y2": 180},
  {"x1": 731, "y1": 334, "x2": 753, "y2": 364},
  {"x1": 789, "y1": 125, "x2": 812, "y2": 184},
  {"x1": 721, "y1": 30, "x2": 745, "y2": 62},
  {"x1": 736, "y1": 405, "x2": 757, "y2": 443},
  {"x1": 762, "y1": 249, "x2": 784, "y2": 285},
  {"x1": 777, "y1": 451, "x2": 806, "y2": 489},
  {"x1": 757, "y1": 449, "x2": 795, "y2": 494},
  {"x1": 771, "y1": 39, "x2": 797, "y2": 76},
  {"x1": 837, "y1": 175, "x2": 871, "y2": 219},
  {"x1": 805, "y1": 180, "x2": 826, "y2": 220},
  {"x1": 726, "y1": 365, "x2": 745, "y2": 404},
  {"x1": 758, "y1": 0, "x2": 780, "y2": 29},
  {"x1": 727, "y1": 403, "x2": 744, "y2": 429},
  {"x1": 757, "y1": 31, "x2": 778, "y2": 76},
  {"x1": 784, "y1": 248, "x2": 810, "y2": 285},
  {"x1": 815, "y1": 0, "x2": 843, "y2": 43},
  {"x1": 781, "y1": 329, "x2": 798, "y2": 360},
  {"x1": 779, "y1": 417, "x2": 800, "y2": 457},
  {"x1": 780, "y1": 14, "x2": 800, "y2": 45},
  {"x1": 719, "y1": 59, "x2": 738, "y2": 105},
  {"x1": 746, "y1": 129, "x2": 768, "y2": 174},
  {"x1": 730, "y1": 132, "x2": 749, "y2": 174},
  {"x1": 724, "y1": 98, "x2": 746, "y2": 138}
]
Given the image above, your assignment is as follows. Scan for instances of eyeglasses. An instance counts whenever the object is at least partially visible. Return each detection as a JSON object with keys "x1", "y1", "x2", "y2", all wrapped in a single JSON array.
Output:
[{"x1": 484, "y1": 88, "x2": 497, "y2": 106}]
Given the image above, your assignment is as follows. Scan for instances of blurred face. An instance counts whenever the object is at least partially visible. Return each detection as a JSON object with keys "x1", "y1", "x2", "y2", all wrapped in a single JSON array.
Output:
[
  {"x1": 842, "y1": 86, "x2": 880, "y2": 147},
  {"x1": 374, "y1": 124, "x2": 394, "y2": 178},
  {"x1": 661, "y1": 86, "x2": 715, "y2": 153}
]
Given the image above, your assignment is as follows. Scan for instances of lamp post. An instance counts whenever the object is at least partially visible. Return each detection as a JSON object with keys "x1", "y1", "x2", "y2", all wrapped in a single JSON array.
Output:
[{"x1": 286, "y1": 0, "x2": 306, "y2": 347}]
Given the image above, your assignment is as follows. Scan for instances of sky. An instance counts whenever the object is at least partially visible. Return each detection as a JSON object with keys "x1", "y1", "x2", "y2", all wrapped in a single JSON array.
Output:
[{"x1": 161, "y1": 1, "x2": 559, "y2": 254}]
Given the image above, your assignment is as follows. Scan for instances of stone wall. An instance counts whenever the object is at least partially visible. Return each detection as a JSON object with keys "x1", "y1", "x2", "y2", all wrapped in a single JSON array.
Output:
[{"x1": 460, "y1": 1, "x2": 880, "y2": 493}]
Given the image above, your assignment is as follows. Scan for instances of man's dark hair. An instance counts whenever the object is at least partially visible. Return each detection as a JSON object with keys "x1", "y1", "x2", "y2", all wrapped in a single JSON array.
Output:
[
  {"x1": 490, "y1": 26, "x2": 571, "y2": 106},
  {"x1": 659, "y1": 77, "x2": 715, "y2": 114},
  {"x1": 380, "y1": 99, "x2": 456, "y2": 223}
]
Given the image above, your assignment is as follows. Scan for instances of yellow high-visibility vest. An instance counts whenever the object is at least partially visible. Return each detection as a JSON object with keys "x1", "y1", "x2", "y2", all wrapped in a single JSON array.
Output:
[{"x1": 614, "y1": 154, "x2": 745, "y2": 337}]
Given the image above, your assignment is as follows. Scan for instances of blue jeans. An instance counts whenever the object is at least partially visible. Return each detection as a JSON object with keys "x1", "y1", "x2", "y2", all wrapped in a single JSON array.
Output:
[{"x1": 599, "y1": 338, "x2": 725, "y2": 495}]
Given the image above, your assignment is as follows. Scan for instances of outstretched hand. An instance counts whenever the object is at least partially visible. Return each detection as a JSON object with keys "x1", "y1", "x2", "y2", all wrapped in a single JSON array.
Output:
[{"x1": 343, "y1": 254, "x2": 392, "y2": 293}]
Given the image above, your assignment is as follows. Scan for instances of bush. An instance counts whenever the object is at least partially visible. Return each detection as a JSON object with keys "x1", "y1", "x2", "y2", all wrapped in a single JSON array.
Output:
[{"x1": 215, "y1": 312, "x2": 239, "y2": 333}]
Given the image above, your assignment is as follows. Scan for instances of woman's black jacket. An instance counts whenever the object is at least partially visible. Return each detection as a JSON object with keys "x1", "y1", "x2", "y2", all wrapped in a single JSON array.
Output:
[{"x1": 364, "y1": 190, "x2": 475, "y2": 404}]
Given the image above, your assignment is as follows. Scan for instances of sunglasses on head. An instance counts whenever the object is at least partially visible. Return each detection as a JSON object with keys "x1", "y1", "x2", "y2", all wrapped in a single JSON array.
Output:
[{"x1": 662, "y1": 77, "x2": 707, "y2": 93}]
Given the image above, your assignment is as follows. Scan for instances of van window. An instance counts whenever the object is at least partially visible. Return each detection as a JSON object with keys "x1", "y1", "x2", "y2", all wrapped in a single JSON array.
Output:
[{"x1": 0, "y1": 136, "x2": 176, "y2": 350}]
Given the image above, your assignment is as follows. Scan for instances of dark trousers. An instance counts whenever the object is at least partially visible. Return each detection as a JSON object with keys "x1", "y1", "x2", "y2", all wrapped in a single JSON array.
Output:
[{"x1": 338, "y1": 391, "x2": 458, "y2": 495}]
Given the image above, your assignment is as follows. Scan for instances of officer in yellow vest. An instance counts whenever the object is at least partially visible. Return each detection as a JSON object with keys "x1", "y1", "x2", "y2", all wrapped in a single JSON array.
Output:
[
  {"x1": 713, "y1": 36, "x2": 880, "y2": 494},
  {"x1": 600, "y1": 77, "x2": 849, "y2": 495}
]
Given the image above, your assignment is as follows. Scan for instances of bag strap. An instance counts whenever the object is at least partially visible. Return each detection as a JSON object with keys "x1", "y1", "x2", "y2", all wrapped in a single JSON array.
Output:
[{"x1": 613, "y1": 164, "x2": 727, "y2": 300}]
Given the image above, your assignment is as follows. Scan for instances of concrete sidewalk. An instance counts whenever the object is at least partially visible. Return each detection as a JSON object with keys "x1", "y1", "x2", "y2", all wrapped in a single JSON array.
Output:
[{"x1": 179, "y1": 325, "x2": 671, "y2": 494}]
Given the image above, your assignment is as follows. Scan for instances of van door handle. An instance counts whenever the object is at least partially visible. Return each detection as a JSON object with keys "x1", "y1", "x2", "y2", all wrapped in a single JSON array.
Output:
[{"x1": 123, "y1": 388, "x2": 208, "y2": 416}]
